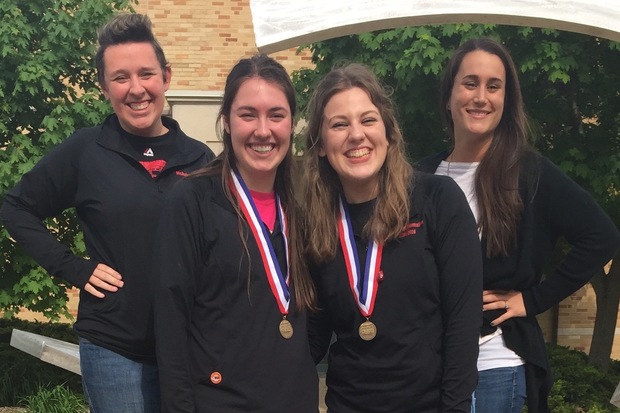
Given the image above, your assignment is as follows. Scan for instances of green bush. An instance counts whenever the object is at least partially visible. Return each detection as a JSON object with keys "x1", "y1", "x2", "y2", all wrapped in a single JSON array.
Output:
[
  {"x1": 546, "y1": 344, "x2": 620, "y2": 412},
  {"x1": 21, "y1": 384, "x2": 87, "y2": 413},
  {"x1": 0, "y1": 318, "x2": 82, "y2": 407}
]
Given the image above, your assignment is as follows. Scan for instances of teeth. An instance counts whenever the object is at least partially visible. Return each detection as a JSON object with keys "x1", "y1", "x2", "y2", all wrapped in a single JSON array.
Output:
[
  {"x1": 469, "y1": 109, "x2": 487, "y2": 115},
  {"x1": 130, "y1": 102, "x2": 149, "y2": 110},
  {"x1": 251, "y1": 144, "x2": 274, "y2": 153},
  {"x1": 346, "y1": 148, "x2": 370, "y2": 158}
]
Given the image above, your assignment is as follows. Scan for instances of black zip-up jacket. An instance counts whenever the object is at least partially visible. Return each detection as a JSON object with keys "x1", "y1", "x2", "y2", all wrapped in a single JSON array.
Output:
[
  {"x1": 308, "y1": 173, "x2": 483, "y2": 413},
  {"x1": 417, "y1": 150, "x2": 620, "y2": 413},
  {"x1": 153, "y1": 173, "x2": 318, "y2": 412},
  {"x1": 0, "y1": 114, "x2": 215, "y2": 361}
]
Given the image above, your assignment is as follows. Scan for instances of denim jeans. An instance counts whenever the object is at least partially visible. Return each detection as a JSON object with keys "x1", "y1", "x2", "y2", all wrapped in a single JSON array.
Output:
[
  {"x1": 79, "y1": 338, "x2": 160, "y2": 413},
  {"x1": 472, "y1": 365, "x2": 526, "y2": 413}
]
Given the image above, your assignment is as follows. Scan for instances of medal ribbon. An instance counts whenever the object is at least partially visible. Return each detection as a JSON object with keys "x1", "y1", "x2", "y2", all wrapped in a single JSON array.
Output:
[
  {"x1": 337, "y1": 197, "x2": 383, "y2": 318},
  {"x1": 230, "y1": 170, "x2": 290, "y2": 314}
]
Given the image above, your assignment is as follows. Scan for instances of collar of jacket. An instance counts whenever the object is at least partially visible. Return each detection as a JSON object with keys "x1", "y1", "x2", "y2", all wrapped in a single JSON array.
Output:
[{"x1": 95, "y1": 114, "x2": 207, "y2": 171}]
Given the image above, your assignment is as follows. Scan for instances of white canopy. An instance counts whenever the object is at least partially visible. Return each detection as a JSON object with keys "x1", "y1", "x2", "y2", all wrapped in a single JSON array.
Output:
[{"x1": 249, "y1": 0, "x2": 620, "y2": 54}]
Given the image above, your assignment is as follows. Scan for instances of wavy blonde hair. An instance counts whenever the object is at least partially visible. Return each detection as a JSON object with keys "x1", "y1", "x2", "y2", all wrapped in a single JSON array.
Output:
[{"x1": 302, "y1": 63, "x2": 413, "y2": 263}]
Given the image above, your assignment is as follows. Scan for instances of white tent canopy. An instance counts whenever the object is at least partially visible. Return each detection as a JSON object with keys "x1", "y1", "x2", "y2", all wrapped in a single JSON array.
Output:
[{"x1": 250, "y1": 0, "x2": 620, "y2": 54}]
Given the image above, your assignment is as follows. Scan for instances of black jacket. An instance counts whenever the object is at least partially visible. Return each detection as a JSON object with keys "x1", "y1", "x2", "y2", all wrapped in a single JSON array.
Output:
[
  {"x1": 417, "y1": 150, "x2": 620, "y2": 413},
  {"x1": 153, "y1": 173, "x2": 318, "y2": 412},
  {"x1": 0, "y1": 115, "x2": 215, "y2": 361},
  {"x1": 308, "y1": 173, "x2": 483, "y2": 413}
]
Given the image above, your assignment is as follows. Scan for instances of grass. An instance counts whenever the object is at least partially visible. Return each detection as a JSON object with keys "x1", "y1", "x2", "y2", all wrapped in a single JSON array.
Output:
[{"x1": 20, "y1": 385, "x2": 87, "y2": 413}]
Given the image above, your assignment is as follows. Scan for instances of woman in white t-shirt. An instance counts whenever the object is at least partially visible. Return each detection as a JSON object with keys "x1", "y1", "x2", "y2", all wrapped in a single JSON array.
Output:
[{"x1": 418, "y1": 38, "x2": 620, "y2": 413}]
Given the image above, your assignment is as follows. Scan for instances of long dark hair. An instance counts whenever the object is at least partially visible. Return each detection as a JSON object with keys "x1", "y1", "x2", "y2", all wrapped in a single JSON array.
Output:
[
  {"x1": 439, "y1": 38, "x2": 531, "y2": 257},
  {"x1": 195, "y1": 54, "x2": 315, "y2": 311}
]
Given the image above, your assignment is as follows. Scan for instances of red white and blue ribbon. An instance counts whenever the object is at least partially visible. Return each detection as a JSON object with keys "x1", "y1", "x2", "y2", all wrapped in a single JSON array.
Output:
[
  {"x1": 337, "y1": 197, "x2": 383, "y2": 318},
  {"x1": 230, "y1": 170, "x2": 290, "y2": 314}
]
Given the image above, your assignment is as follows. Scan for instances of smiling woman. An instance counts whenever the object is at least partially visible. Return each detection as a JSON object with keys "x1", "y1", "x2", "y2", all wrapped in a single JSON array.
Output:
[
  {"x1": 302, "y1": 63, "x2": 483, "y2": 413},
  {"x1": 152, "y1": 54, "x2": 318, "y2": 413},
  {"x1": 99, "y1": 42, "x2": 172, "y2": 137},
  {"x1": 417, "y1": 37, "x2": 620, "y2": 413},
  {"x1": 0, "y1": 13, "x2": 215, "y2": 413},
  {"x1": 318, "y1": 86, "x2": 389, "y2": 203},
  {"x1": 447, "y1": 49, "x2": 505, "y2": 161},
  {"x1": 225, "y1": 77, "x2": 292, "y2": 193}
]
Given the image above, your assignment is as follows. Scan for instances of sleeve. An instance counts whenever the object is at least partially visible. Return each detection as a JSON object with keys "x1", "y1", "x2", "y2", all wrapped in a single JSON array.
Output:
[
  {"x1": 153, "y1": 179, "x2": 206, "y2": 413},
  {"x1": 522, "y1": 157, "x2": 620, "y2": 315},
  {"x1": 0, "y1": 134, "x2": 98, "y2": 287},
  {"x1": 427, "y1": 176, "x2": 483, "y2": 412},
  {"x1": 414, "y1": 150, "x2": 448, "y2": 174},
  {"x1": 306, "y1": 262, "x2": 334, "y2": 364}
]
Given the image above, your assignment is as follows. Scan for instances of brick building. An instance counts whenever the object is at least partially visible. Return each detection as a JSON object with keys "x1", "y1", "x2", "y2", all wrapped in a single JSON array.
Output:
[{"x1": 17, "y1": 0, "x2": 620, "y2": 360}]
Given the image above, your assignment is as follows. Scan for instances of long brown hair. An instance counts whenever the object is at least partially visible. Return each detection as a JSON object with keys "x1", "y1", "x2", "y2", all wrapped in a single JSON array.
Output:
[
  {"x1": 303, "y1": 63, "x2": 413, "y2": 263},
  {"x1": 439, "y1": 38, "x2": 531, "y2": 257},
  {"x1": 193, "y1": 54, "x2": 315, "y2": 311}
]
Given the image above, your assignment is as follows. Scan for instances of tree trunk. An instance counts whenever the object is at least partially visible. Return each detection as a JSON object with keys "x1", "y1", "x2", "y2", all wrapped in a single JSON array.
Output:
[{"x1": 588, "y1": 251, "x2": 620, "y2": 371}]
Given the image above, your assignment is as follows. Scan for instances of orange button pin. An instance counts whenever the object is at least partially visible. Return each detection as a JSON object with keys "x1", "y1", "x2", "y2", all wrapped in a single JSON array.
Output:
[{"x1": 210, "y1": 371, "x2": 222, "y2": 384}]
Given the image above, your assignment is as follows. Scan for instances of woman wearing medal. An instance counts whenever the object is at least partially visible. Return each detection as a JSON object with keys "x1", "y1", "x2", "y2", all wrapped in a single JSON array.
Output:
[
  {"x1": 303, "y1": 63, "x2": 483, "y2": 412},
  {"x1": 153, "y1": 54, "x2": 318, "y2": 412}
]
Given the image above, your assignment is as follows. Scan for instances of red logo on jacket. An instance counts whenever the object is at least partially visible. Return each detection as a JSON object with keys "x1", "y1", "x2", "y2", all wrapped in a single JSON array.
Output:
[{"x1": 399, "y1": 220, "x2": 423, "y2": 238}]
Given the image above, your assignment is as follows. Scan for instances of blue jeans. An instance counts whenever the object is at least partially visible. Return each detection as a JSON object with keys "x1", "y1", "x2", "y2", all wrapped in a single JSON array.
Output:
[
  {"x1": 79, "y1": 339, "x2": 160, "y2": 413},
  {"x1": 472, "y1": 365, "x2": 526, "y2": 413}
]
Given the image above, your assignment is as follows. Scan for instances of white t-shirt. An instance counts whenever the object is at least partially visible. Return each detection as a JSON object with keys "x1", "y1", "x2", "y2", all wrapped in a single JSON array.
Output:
[{"x1": 436, "y1": 160, "x2": 524, "y2": 371}]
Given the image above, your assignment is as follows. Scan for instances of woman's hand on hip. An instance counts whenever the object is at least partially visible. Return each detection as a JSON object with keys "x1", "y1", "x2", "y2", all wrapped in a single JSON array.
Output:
[
  {"x1": 84, "y1": 263, "x2": 124, "y2": 298},
  {"x1": 483, "y1": 289, "x2": 526, "y2": 326}
]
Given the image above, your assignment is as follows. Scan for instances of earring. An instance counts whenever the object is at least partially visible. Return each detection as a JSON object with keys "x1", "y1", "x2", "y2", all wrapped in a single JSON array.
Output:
[{"x1": 446, "y1": 103, "x2": 451, "y2": 111}]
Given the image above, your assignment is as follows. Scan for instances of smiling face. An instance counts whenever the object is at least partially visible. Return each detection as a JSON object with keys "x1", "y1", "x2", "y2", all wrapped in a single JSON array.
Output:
[
  {"x1": 319, "y1": 87, "x2": 388, "y2": 203},
  {"x1": 449, "y1": 50, "x2": 506, "y2": 153},
  {"x1": 224, "y1": 77, "x2": 292, "y2": 192},
  {"x1": 101, "y1": 42, "x2": 171, "y2": 137}
]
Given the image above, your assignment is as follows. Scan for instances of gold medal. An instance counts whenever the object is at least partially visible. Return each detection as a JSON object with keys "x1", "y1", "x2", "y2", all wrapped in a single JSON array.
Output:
[
  {"x1": 279, "y1": 318, "x2": 293, "y2": 339},
  {"x1": 358, "y1": 320, "x2": 377, "y2": 341},
  {"x1": 338, "y1": 198, "x2": 383, "y2": 343}
]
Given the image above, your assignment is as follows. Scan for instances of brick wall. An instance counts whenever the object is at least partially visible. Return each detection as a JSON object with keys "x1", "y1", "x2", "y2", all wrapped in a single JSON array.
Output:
[{"x1": 135, "y1": 0, "x2": 314, "y2": 91}]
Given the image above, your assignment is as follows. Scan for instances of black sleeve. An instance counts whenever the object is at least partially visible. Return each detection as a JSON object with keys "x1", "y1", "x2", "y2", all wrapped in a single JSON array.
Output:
[
  {"x1": 415, "y1": 150, "x2": 449, "y2": 174},
  {"x1": 423, "y1": 174, "x2": 483, "y2": 412},
  {"x1": 522, "y1": 157, "x2": 620, "y2": 315},
  {"x1": 0, "y1": 134, "x2": 97, "y2": 287},
  {"x1": 153, "y1": 178, "x2": 206, "y2": 413},
  {"x1": 306, "y1": 262, "x2": 334, "y2": 364}
]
